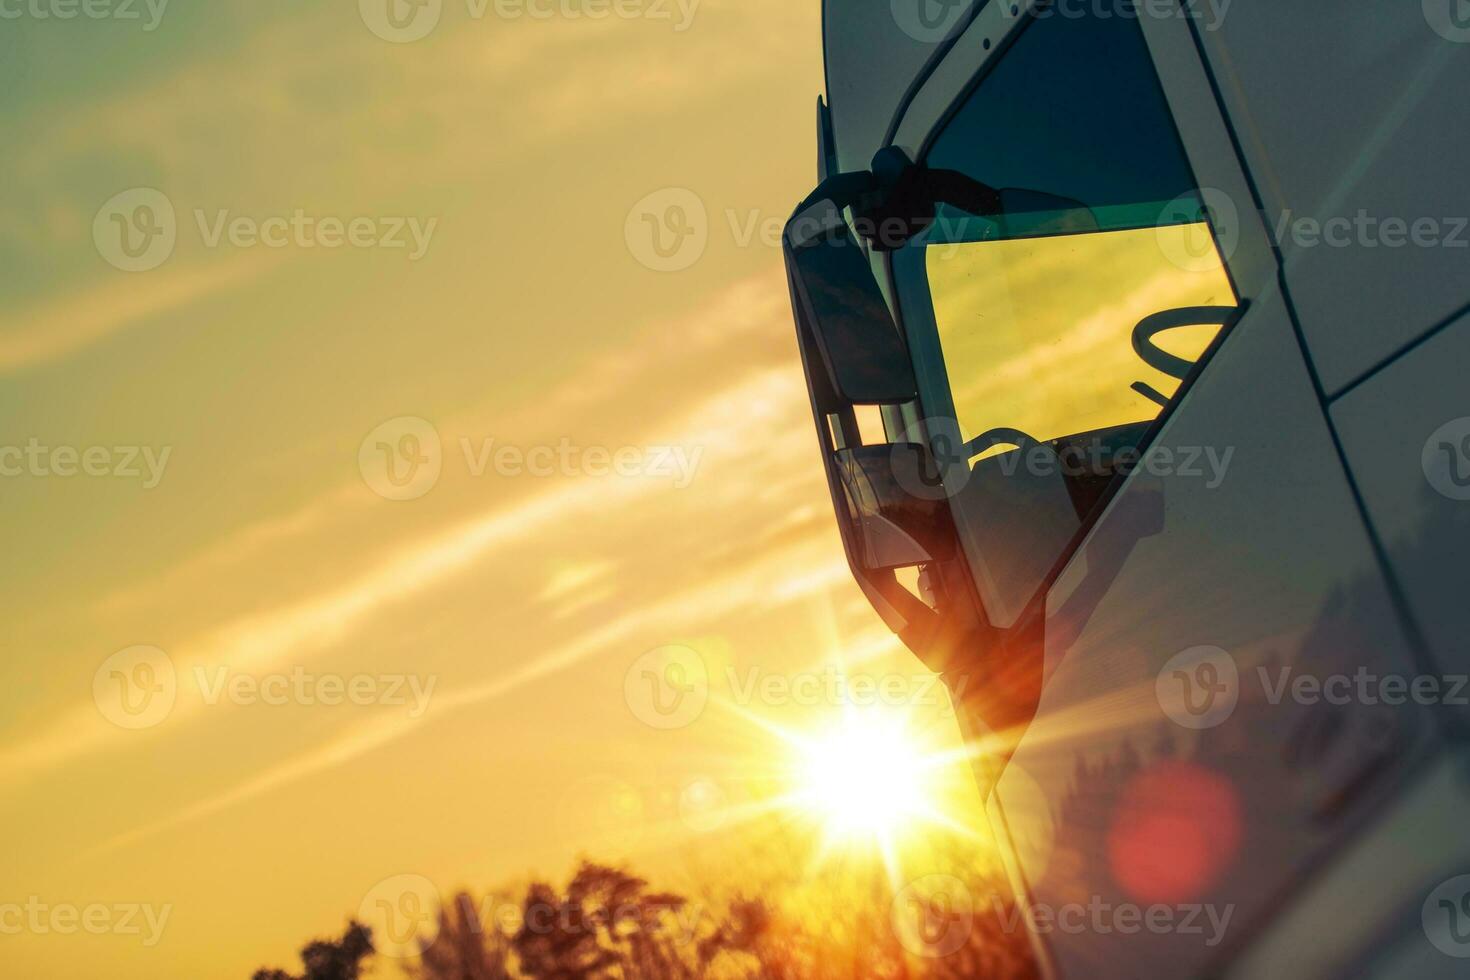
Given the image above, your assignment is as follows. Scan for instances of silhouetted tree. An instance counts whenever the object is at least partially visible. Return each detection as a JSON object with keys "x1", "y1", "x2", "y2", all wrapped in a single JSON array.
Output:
[
  {"x1": 252, "y1": 921, "x2": 373, "y2": 980},
  {"x1": 410, "y1": 891, "x2": 513, "y2": 980}
]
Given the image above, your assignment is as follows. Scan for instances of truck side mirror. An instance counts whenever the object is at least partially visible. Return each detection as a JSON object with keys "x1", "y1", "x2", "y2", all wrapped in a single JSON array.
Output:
[
  {"x1": 784, "y1": 196, "x2": 917, "y2": 405},
  {"x1": 783, "y1": 188, "x2": 971, "y2": 658}
]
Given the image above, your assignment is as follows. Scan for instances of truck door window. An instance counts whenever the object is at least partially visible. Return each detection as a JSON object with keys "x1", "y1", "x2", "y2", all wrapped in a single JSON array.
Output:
[{"x1": 892, "y1": 4, "x2": 1238, "y2": 627}]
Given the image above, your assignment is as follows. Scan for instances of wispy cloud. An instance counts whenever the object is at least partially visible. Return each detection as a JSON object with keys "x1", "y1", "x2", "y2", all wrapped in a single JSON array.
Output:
[
  {"x1": 0, "y1": 273, "x2": 802, "y2": 787},
  {"x1": 90, "y1": 268, "x2": 789, "y2": 616},
  {"x1": 89, "y1": 536, "x2": 851, "y2": 855},
  {"x1": 0, "y1": 253, "x2": 274, "y2": 373}
]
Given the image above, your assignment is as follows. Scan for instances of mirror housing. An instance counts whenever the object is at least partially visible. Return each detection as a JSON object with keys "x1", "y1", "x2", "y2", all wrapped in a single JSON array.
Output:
[
  {"x1": 781, "y1": 150, "x2": 1101, "y2": 665},
  {"x1": 783, "y1": 179, "x2": 973, "y2": 660},
  {"x1": 784, "y1": 199, "x2": 917, "y2": 405}
]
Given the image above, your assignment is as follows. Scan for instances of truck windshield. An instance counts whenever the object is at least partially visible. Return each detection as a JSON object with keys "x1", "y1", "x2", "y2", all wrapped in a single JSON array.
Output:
[{"x1": 892, "y1": 4, "x2": 1237, "y2": 627}]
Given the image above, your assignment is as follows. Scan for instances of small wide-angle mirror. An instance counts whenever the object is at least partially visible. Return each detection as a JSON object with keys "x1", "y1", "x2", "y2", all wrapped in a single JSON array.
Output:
[{"x1": 835, "y1": 444, "x2": 957, "y2": 570}]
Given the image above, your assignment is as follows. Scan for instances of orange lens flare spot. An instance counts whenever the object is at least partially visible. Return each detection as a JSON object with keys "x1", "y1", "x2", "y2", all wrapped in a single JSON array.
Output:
[{"x1": 1106, "y1": 761, "x2": 1242, "y2": 904}]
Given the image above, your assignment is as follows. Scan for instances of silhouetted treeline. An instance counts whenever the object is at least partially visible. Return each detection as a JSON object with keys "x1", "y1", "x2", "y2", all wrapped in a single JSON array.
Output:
[{"x1": 253, "y1": 860, "x2": 1038, "y2": 980}]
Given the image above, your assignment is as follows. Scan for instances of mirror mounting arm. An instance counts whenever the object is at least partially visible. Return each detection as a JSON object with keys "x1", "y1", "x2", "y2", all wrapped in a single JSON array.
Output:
[{"x1": 792, "y1": 147, "x2": 1005, "y2": 253}]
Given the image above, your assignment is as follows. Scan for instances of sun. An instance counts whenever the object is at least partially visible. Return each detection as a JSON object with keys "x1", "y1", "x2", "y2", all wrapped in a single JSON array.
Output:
[
  {"x1": 787, "y1": 712, "x2": 941, "y2": 849},
  {"x1": 690, "y1": 660, "x2": 993, "y2": 881}
]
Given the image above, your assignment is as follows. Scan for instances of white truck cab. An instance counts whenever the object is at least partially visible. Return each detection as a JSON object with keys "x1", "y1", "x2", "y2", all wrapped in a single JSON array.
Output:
[{"x1": 784, "y1": 2, "x2": 1470, "y2": 976}]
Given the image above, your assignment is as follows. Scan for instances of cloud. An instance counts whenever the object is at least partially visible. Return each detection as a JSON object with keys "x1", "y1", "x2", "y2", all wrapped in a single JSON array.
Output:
[
  {"x1": 89, "y1": 534, "x2": 851, "y2": 856},
  {"x1": 8, "y1": 0, "x2": 813, "y2": 207},
  {"x1": 0, "y1": 271, "x2": 803, "y2": 787},
  {"x1": 90, "y1": 267, "x2": 790, "y2": 616},
  {"x1": 0, "y1": 253, "x2": 274, "y2": 373}
]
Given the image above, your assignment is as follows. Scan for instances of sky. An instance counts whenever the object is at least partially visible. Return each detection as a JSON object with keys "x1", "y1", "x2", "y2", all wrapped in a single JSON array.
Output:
[{"x1": 0, "y1": 2, "x2": 993, "y2": 976}]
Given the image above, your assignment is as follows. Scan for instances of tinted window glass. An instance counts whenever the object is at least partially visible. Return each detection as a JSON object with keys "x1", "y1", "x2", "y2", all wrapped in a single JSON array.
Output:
[
  {"x1": 925, "y1": 1, "x2": 1197, "y2": 230},
  {"x1": 893, "y1": 6, "x2": 1237, "y2": 626}
]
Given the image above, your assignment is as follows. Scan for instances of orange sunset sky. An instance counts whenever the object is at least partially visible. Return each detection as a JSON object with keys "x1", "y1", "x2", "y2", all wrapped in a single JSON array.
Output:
[{"x1": 0, "y1": 2, "x2": 994, "y2": 976}]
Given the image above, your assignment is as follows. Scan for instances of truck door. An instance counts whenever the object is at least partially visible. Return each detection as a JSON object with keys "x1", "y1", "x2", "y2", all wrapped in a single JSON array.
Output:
[{"x1": 880, "y1": 5, "x2": 1440, "y2": 976}]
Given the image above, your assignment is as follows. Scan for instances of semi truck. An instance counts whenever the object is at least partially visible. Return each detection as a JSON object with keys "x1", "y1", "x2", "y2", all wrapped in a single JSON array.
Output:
[{"x1": 782, "y1": 1, "x2": 1470, "y2": 976}]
